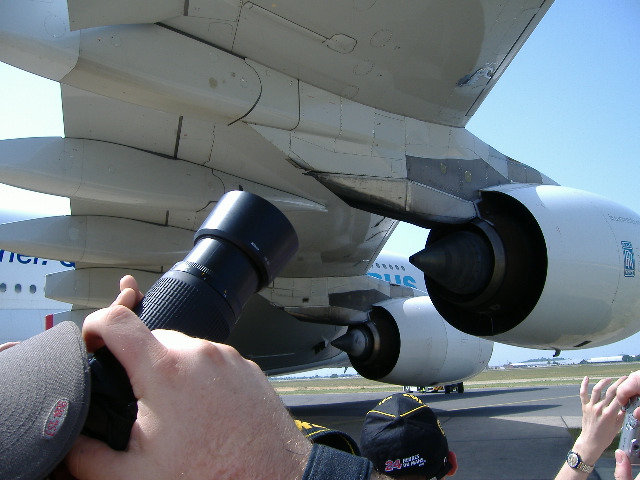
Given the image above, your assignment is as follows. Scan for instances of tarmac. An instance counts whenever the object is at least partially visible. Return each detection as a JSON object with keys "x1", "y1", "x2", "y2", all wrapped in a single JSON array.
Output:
[
  {"x1": 438, "y1": 415, "x2": 617, "y2": 480},
  {"x1": 284, "y1": 389, "x2": 639, "y2": 480}
]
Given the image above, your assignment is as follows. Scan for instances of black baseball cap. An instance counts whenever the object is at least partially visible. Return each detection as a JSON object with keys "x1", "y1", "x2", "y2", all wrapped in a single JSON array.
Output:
[
  {"x1": 360, "y1": 393, "x2": 452, "y2": 479},
  {"x1": 0, "y1": 321, "x2": 91, "y2": 479}
]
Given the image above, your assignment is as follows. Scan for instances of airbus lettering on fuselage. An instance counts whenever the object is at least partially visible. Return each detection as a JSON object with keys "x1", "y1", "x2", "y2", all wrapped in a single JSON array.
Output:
[
  {"x1": 367, "y1": 272, "x2": 417, "y2": 289},
  {"x1": 0, "y1": 250, "x2": 74, "y2": 268}
]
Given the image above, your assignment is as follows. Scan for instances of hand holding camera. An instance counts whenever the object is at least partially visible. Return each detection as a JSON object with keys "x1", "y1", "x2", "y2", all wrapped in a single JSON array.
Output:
[
  {"x1": 619, "y1": 396, "x2": 640, "y2": 465},
  {"x1": 65, "y1": 285, "x2": 312, "y2": 480},
  {"x1": 83, "y1": 190, "x2": 298, "y2": 450},
  {"x1": 0, "y1": 191, "x2": 300, "y2": 479}
]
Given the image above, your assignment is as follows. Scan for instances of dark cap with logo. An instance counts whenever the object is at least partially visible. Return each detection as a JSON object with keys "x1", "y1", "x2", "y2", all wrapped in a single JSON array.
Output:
[
  {"x1": 360, "y1": 393, "x2": 452, "y2": 479},
  {"x1": 0, "y1": 321, "x2": 91, "y2": 479}
]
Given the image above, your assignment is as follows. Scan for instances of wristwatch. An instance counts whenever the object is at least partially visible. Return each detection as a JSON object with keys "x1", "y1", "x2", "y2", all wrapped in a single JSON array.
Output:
[{"x1": 566, "y1": 451, "x2": 594, "y2": 473}]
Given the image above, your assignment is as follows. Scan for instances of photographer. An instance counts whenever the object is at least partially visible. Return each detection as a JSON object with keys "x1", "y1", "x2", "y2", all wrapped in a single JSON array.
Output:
[
  {"x1": 615, "y1": 371, "x2": 640, "y2": 480},
  {"x1": 60, "y1": 276, "x2": 390, "y2": 480},
  {"x1": 553, "y1": 376, "x2": 626, "y2": 480}
]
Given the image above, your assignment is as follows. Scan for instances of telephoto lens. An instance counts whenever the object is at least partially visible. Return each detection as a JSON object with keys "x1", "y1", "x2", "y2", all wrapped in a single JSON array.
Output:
[{"x1": 83, "y1": 191, "x2": 298, "y2": 449}]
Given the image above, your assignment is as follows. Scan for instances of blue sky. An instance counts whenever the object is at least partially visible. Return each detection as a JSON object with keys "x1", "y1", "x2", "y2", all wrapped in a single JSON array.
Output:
[{"x1": 1, "y1": 0, "x2": 639, "y2": 366}]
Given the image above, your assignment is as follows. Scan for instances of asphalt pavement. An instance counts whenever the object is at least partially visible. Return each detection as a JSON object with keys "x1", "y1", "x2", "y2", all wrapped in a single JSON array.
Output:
[{"x1": 282, "y1": 385, "x2": 639, "y2": 480}]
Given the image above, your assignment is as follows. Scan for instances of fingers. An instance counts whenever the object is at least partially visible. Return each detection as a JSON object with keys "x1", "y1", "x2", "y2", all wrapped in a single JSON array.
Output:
[
  {"x1": 65, "y1": 435, "x2": 130, "y2": 480},
  {"x1": 580, "y1": 376, "x2": 590, "y2": 404},
  {"x1": 108, "y1": 275, "x2": 144, "y2": 311},
  {"x1": 615, "y1": 449, "x2": 633, "y2": 480},
  {"x1": 119, "y1": 275, "x2": 144, "y2": 304},
  {"x1": 583, "y1": 376, "x2": 627, "y2": 416},
  {"x1": 589, "y1": 377, "x2": 613, "y2": 405},
  {"x1": 81, "y1": 304, "x2": 167, "y2": 388},
  {"x1": 617, "y1": 372, "x2": 640, "y2": 412},
  {"x1": 109, "y1": 287, "x2": 139, "y2": 311},
  {"x1": 607, "y1": 376, "x2": 629, "y2": 407}
]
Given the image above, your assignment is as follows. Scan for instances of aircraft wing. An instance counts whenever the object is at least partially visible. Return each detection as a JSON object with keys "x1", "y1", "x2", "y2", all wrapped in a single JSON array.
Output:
[
  {"x1": 0, "y1": 0, "x2": 556, "y2": 276},
  {"x1": 2, "y1": 0, "x2": 640, "y2": 383},
  {"x1": 63, "y1": 0, "x2": 553, "y2": 129}
]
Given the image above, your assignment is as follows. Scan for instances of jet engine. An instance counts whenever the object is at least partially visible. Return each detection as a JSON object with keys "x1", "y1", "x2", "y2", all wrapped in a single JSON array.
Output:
[
  {"x1": 410, "y1": 184, "x2": 640, "y2": 351},
  {"x1": 331, "y1": 296, "x2": 492, "y2": 386}
]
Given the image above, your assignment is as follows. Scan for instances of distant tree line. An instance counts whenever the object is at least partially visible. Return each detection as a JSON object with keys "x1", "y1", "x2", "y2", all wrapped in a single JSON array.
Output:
[{"x1": 523, "y1": 357, "x2": 568, "y2": 363}]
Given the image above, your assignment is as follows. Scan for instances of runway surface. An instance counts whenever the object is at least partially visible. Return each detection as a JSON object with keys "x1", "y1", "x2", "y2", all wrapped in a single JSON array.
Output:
[{"x1": 282, "y1": 384, "x2": 632, "y2": 480}]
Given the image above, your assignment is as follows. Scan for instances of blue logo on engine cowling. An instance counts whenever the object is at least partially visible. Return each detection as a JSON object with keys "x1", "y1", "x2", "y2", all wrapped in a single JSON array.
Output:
[{"x1": 622, "y1": 241, "x2": 635, "y2": 277}]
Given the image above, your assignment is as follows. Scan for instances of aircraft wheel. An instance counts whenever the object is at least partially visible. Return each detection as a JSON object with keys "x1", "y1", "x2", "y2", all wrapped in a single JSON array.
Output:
[{"x1": 457, "y1": 382, "x2": 465, "y2": 394}]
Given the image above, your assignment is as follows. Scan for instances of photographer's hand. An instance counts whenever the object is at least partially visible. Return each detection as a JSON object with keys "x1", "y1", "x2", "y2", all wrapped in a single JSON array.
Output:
[
  {"x1": 614, "y1": 370, "x2": 640, "y2": 480},
  {"x1": 576, "y1": 376, "x2": 626, "y2": 460},
  {"x1": 615, "y1": 449, "x2": 640, "y2": 480},
  {"x1": 554, "y1": 376, "x2": 626, "y2": 480},
  {"x1": 617, "y1": 371, "x2": 640, "y2": 420},
  {"x1": 65, "y1": 276, "x2": 312, "y2": 480}
]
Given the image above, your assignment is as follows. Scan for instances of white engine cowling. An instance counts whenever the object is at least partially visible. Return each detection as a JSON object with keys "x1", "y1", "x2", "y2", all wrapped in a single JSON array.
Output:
[
  {"x1": 332, "y1": 296, "x2": 493, "y2": 386},
  {"x1": 414, "y1": 184, "x2": 640, "y2": 351}
]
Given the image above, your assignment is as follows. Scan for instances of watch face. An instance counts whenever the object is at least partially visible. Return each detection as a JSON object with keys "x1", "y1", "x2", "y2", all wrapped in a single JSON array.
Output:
[{"x1": 567, "y1": 452, "x2": 579, "y2": 468}]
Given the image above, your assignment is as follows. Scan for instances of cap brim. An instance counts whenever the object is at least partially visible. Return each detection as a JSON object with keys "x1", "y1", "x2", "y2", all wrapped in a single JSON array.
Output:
[
  {"x1": 296, "y1": 420, "x2": 361, "y2": 455},
  {"x1": 0, "y1": 321, "x2": 90, "y2": 480}
]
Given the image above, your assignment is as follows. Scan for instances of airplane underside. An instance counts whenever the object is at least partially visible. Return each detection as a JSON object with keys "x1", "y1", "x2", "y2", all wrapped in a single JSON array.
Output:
[{"x1": 0, "y1": 0, "x2": 639, "y2": 387}]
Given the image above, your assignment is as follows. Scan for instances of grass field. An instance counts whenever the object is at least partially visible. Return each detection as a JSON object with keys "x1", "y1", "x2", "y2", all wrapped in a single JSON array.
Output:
[{"x1": 270, "y1": 362, "x2": 640, "y2": 395}]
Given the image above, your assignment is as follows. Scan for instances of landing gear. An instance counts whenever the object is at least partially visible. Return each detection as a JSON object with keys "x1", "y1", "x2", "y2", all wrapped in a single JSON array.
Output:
[
  {"x1": 403, "y1": 386, "x2": 427, "y2": 393},
  {"x1": 405, "y1": 383, "x2": 464, "y2": 394},
  {"x1": 444, "y1": 382, "x2": 464, "y2": 394}
]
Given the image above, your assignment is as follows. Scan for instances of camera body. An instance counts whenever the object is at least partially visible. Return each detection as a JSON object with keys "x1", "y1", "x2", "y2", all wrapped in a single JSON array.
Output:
[
  {"x1": 83, "y1": 191, "x2": 298, "y2": 449},
  {"x1": 619, "y1": 396, "x2": 640, "y2": 464}
]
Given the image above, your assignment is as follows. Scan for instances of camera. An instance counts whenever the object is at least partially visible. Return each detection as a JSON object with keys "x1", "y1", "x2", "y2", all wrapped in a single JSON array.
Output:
[
  {"x1": 619, "y1": 396, "x2": 640, "y2": 464},
  {"x1": 82, "y1": 190, "x2": 299, "y2": 449}
]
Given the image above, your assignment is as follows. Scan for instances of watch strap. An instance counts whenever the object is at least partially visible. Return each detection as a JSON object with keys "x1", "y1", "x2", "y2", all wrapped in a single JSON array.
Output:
[{"x1": 567, "y1": 451, "x2": 594, "y2": 473}]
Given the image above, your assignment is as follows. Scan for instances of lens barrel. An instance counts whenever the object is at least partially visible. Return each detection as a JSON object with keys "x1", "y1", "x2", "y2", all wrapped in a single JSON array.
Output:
[
  {"x1": 136, "y1": 190, "x2": 298, "y2": 340},
  {"x1": 83, "y1": 191, "x2": 298, "y2": 449}
]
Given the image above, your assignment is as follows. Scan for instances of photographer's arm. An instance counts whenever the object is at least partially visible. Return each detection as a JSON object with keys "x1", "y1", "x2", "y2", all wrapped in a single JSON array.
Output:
[
  {"x1": 65, "y1": 279, "x2": 312, "y2": 480},
  {"x1": 554, "y1": 376, "x2": 626, "y2": 480}
]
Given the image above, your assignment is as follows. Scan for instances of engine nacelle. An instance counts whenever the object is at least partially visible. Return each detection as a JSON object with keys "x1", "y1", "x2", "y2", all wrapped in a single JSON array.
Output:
[
  {"x1": 413, "y1": 184, "x2": 640, "y2": 350},
  {"x1": 331, "y1": 296, "x2": 492, "y2": 386}
]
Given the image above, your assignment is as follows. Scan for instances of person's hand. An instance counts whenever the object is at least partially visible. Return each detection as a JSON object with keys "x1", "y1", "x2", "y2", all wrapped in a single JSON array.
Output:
[
  {"x1": 614, "y1": 371, "x2": 640, "y2": 480},
  {"x1": 615, "y1": 449, "x2": 640, "y2": 480},
  {"x1": 617, "y1": 371, "x2": 640, "y2": 421},
  {"x1": 64, "y1": 276, "x2": 312, "y2": 480},
  {"x1": 572, "y1": 376, "x2": 626, "y2": 466},
  {"x1": 554, "y1": 376, "x2": 628, "y2": 480}
]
